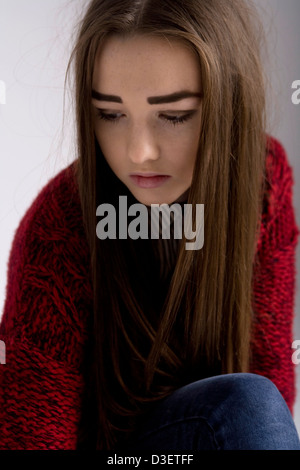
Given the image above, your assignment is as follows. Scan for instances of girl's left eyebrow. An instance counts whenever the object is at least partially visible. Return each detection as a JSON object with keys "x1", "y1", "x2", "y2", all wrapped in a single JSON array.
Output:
[
  {"x1": 91, "y1": 89, "x2": 202, "y2": 104},
  {"x1": 147, "y1": 91, "x2": 202, "y2": 105}
]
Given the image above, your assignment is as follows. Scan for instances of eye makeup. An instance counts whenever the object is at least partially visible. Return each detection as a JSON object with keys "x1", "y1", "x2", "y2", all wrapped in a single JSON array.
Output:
[{"x1": 95, "y1": 108, "x2": 197, "y2": 126}]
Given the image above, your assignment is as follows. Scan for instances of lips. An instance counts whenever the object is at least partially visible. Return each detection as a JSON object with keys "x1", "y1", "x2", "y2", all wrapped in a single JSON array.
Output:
[{"x1": 129, "y1": 174, "x2": 171, "y2": 189}]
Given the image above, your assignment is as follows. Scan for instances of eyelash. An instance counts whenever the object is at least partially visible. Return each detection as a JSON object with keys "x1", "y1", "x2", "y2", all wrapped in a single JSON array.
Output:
[{"x1": 95, "y1": 109, "x2": 195, "y2": 126}]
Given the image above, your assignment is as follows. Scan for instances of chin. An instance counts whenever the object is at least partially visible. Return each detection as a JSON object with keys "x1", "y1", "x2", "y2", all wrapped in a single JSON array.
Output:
[{"x1": 129, "y1": 189, "x2": 178, "y2": 206}]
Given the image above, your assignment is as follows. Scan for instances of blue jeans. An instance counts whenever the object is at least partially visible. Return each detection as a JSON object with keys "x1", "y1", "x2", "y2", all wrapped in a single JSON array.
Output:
[{"x1": 125, "y1": 373, "x2": 300, "y2": 450}]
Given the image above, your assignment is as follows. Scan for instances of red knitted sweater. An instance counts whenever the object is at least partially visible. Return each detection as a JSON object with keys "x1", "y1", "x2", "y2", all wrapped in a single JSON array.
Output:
[{"x1": 0, "y1": 137, "x2": 299, "y2": 450}]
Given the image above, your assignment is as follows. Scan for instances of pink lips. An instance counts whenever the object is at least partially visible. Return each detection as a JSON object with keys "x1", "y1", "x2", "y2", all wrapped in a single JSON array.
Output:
[{"x1": 130, "y1": 174, "x2": 171, "y2": 189}]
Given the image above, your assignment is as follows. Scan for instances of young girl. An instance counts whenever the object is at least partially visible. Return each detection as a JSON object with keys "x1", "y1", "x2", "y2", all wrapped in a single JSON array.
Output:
[{"x1": 0, "y1": 0, "x2": 299, "y2": 450}]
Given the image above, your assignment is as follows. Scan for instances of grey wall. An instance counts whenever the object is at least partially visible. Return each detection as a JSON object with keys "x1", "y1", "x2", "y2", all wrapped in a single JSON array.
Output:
[
  {"x1": 0, "y1": 0, "x2": 300, "y2": 437},
  {"x1": 252, "y1": 0, "x2": 300, "y2": 434}
]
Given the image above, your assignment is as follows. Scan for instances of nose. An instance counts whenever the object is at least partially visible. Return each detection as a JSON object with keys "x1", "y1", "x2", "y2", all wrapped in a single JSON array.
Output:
[{"x1": 127, "y1": 124, "x2": 160, "y2": 164}]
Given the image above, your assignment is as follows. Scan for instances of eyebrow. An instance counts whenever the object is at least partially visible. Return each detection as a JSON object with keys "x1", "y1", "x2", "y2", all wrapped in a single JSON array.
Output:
[
  {"x1": 147, "y1": 91, "x2": 202, "y2": 105},
  {"x1": 91, "y1": 89, "x2": 202, "y2": 105},
  {"x1": 91, "y1": 90, "x2": 122, "y2": 103}
]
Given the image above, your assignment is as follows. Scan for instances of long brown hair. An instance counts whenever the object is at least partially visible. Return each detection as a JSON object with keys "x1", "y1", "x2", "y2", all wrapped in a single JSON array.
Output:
[{"x1": 66, "y1": 0, "x2": 267, "y2": 449}]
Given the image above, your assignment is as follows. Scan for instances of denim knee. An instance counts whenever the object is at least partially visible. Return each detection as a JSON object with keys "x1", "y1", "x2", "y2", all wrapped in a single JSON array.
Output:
[
  {"x1": 205, "y1": 373, "x2": 300, "y2": 450},
  {"x1": 126, "y1": 373, "x2": 300, "y2": 450}
]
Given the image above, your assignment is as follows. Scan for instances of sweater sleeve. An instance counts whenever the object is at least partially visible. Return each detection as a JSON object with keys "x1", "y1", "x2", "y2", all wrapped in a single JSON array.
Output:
[
  {"x1": 250, "y1": 138, "x2": 300, "y2": 413},
  {"x1": 0, "y1": 164, "x2": 93, "y2": 450}
]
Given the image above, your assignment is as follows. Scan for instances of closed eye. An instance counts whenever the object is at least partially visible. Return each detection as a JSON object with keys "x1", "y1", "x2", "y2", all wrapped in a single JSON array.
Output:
[
  {"x1": 96, "y1": 109, "x2": 124, "y2": 123},
  {"x1": 159, "y1": 111, "x2": 196, "y2": 126},
  {"x1": 95, "y1": 109, "x2": 197, "y2": 126}
]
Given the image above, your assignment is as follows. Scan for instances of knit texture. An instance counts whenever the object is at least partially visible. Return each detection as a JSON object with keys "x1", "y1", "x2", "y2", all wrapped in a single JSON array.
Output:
[{"x1": 0, "y1": 137, "x2": 299, "y2": 449}]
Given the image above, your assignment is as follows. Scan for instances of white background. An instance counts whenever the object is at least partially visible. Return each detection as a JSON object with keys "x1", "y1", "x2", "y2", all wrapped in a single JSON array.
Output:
[{"x1": 0, "y1": 0, "x2": 300, "y2": 436}]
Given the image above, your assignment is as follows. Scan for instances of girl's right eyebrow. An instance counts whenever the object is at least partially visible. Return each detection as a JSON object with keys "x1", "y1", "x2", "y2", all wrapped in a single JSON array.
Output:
[{"x1": 92, "y1": 90, "x2": 123, "y2": 103}]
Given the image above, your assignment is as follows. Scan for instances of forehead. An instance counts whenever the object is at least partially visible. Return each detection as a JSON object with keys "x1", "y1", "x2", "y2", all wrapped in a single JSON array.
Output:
[{"x1": 93, "y1": 34, "x2": 201, "y2": 96}]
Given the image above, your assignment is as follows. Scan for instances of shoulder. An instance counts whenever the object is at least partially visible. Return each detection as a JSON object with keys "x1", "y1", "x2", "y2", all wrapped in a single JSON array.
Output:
[
  {"x1": 4, "y1": 158, "x2": 90, "y2": 282},
  {"x1": 264, "y1": 136, "x2": 295, "y2": 216},
  {"x1": 17, "y1": 161, "x2": 82, "y2": 240},
  {"x1": 1, "y1": 161, "x2": 92, "y2": 364},
  {"x1": 3, "y1": 161, "x2": 88, "y2": 291},
  {"x1": 6, "y1": 158, "x2": 90, "y2": 282},
  {"x1": 256, "y1": 136, "x2": 299, "y2": 253},
  {"x1": 9, "y1": 160, "x2": 87, "y2": 265}
]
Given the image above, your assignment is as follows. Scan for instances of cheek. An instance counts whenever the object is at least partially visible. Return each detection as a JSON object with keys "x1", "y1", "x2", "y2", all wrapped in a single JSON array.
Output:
[
  {"x1": 95, "y1": 130, "x2": 122, "y2": 168},
  {"x1": 168, "y1": 136, "x2": 198, "y2": 173}
]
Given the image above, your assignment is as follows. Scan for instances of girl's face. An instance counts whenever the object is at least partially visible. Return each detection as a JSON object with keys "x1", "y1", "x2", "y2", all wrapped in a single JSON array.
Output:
[{"x1": 92, "y1": 35, "x2": 202, "y2": 205}]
